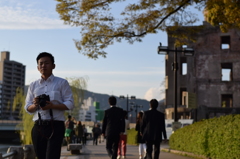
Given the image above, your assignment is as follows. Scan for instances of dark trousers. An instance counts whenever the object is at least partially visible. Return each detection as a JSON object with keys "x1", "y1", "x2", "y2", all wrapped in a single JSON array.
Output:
[
  {"x1": 31, "y1": 121, "x2": 65, "y2": 159},
  {"x1": 82, "y1": 133, "x2": 87, "y2": 145},
  {"x1": 93, "y1": 134, "x2": 99, "y2": 145},
  {"x1": 76, "y1": 137, "x2": 82, "y2": 143},
  {"x1": 146, "y1": 140, "x2": 161, "y2": 159},
  {"x1": 106, "y1": 135, "x2": 120, "y2": 159}
]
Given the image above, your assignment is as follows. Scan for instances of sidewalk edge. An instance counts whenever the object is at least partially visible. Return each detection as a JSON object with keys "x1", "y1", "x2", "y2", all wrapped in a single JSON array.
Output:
[{"x1": 161, "y1": 148, "x2": 210, "y2": 159}]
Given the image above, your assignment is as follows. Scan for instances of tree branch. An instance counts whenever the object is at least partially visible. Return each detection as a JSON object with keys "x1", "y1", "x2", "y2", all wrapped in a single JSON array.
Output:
[{"x1": 123, "y1": 0, "x2": 192, "y2": 38}]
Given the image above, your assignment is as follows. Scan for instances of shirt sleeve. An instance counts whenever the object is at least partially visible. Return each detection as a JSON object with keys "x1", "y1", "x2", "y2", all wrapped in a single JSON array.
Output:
[
  {"x1": 24, "y1": 83, "x2": 35, "y2": 115},
  {"x1": 162, "y1": 114, "x2": 167, "y2": 139},
  {"x1": 61, "y1": 80, "x2": 74, "y2": 110},
  {"x1": 140, "y1": 112, "x2": 147, "y2": 134},
  {"x1": 121, "y1": 109, "x2": 125, "y2": 133},
  {"x1": 102, "y1": 110, "x2": 107, "y2": 134}
]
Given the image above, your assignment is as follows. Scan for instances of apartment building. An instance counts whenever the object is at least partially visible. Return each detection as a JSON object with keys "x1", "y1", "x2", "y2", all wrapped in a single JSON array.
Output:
[
  {"x1": 79, "y1": 97, "x2": 98, "y2": 121},
  {"x1": 0, "y1": 51, "x2": 25, "y2": 120},
  {"x1": 164, "y1": 21, "x2": 240, "y2": 120}
]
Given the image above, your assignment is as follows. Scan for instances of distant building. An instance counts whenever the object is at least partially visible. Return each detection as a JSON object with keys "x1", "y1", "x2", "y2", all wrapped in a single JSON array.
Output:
[
  {"x1": 94, "y1": 101, "x2": 104, "y2": 122},
  {"x1": 164, "y1": 21, "x2": 240, "y2": 120},
  {"x1": 0, "y1": 51, "x2": 25, "y2": 120},
  {"x1": 79, "y1": 97, "x2": 100, "y2": 122}
]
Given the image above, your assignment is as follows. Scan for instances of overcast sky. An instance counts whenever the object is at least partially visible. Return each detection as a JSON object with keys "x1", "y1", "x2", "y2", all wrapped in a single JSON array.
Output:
[{"x1": 0, "y1": 0, "x2": 204, "y2": 101}]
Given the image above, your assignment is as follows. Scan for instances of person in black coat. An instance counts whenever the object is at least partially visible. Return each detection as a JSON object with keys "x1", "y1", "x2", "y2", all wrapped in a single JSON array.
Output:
[
  {"x1": 92, "y1": 124, "x2": 102, "y2": 145},
  {"x1": 140, "y1": 99, "x2": 167, "y2": 159},
  {"x1": 102, "y1": 96, "x2": 125, "y2": 159},
  {"x1": 135, "y1": 111, "x2": 146, "y2": 159}
]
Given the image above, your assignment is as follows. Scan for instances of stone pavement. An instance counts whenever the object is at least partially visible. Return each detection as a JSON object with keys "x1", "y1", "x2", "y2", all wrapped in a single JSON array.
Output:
[{"x1": 60, "y1": 140, "x2": 195, "y2": 159}]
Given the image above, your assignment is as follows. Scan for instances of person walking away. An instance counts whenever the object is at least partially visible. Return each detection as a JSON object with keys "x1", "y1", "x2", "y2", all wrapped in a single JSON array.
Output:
[
  {"x1": 65, "y1": 115, "x2": 76, "y2": 145},
  {"x1": 140, "y1": 99, "x2": 167, "y2": 159},
  {"x1": 102, "y1": 96, "x2": 125, "y2": 159},
  {"x1": 24, "y1": 52, "x2": 74, "y2": 159},
  {"x1": 92, "y1": 124, "x2": 102, "y2": 145},
  {"x1": 98, "y1": 125, "x2": 104, "y2": 144},
  {"x1": 82, "y1": 124, "x2": 87, "y2": 145},
  {"x1": 135, "y1": 111, "x2": 146, "y2": 159},
  {"x1": 99, "y1": 124, "x2": 104, "y2": 143},
  {"x1": 97, "y1": 124, "x2": 102, "y2": 144},
  {"x1": 117, "y1": 110, "x2": 129, "y2": 159},
  {"x1": 75, "y1": 121, "x2": 83, "y2": 143}
]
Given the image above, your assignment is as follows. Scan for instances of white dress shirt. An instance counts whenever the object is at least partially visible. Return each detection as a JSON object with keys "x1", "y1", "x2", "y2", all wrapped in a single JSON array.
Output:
[{"x1": 24, "y1": 74, "x2": 74, "y2": 121}]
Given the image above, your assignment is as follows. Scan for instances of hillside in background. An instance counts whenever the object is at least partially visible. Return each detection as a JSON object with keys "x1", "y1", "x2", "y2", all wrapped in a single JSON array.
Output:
[{"x1": 84, "y1": 90, "x2": 150, "y2": 111}]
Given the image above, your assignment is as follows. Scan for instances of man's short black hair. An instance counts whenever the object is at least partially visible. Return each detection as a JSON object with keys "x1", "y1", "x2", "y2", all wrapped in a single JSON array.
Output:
[
  {"x1": 68, "y1": 115, "x2": 72, "y2": 119},
  {"x1": 36, "y1": 52, "x2": 55, "y2": 64},
  {"x1": 108, "y1": 96, "x2": 117, "y2": 105},
  {"x1": 150, "y1": 99, "x2": 158, "y2": 109}
]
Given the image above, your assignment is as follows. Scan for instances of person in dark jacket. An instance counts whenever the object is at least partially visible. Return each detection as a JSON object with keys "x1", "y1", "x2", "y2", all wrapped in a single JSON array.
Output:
[
  {"x1": 135, "y1": 111, "x2": 146, "y2": 159},
  {"x1": 140, "y1": 99, "x2": 167, "y2": 159},
  {"x1": 82, "y1": 124, "x2": 87, "y2": 145},
  {"x1": 92, "y1": 124, "x2": 102, "y2": 145},
  {"x1": 75, "y1": 121, "x2": 83, "y2": 143},
  {"x1": 102, "y1": 96, "x2": 125, "y2": 159}
]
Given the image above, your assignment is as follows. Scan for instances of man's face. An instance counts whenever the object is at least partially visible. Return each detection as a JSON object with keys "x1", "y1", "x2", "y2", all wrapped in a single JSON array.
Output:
[{"x1": 37, "y1": 56, "x2": 55, "y2": 76}]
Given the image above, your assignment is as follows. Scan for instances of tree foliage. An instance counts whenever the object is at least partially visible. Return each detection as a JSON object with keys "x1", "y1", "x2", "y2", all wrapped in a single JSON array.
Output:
[
  {"x1": 204, "y1": 0, "x2": 240, "y2": 32},
  {"x1": 66, "y1": 76, "x2": 88, "y2": 120},
  {"x1": 13, "y1": 87, "x2": 33, "y2": 145},
  {"x1": 55, "y1": 0, "x2": 240, "y2": 59},
  {"x1": 55, "y1": 0, "x2": 200, "y2": 59}
]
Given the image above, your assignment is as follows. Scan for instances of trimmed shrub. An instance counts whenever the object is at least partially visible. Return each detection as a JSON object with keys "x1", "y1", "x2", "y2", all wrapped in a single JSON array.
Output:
[{"x1": 169, "y1": 114, "x2": 240, "y2": 159}]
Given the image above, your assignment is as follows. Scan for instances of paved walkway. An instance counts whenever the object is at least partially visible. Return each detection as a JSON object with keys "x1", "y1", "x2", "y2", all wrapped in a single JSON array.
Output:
[{"x1": 60, "y1": 140, "x2": 195, "y2": 159}]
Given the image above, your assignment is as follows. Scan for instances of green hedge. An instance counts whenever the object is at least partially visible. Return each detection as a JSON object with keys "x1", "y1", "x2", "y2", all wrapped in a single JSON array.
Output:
[
  {"x1": 127, "y1": 128, "x2": 138, "y2": 145},
  {"x1": 169, "y1": 114, "x2": 240, "y2": 159}
]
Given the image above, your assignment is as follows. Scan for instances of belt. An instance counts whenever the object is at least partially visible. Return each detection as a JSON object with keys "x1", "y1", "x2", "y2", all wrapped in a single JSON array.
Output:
[{"x1": 34, "y1": 120, "x2": 63, "y2": 125}]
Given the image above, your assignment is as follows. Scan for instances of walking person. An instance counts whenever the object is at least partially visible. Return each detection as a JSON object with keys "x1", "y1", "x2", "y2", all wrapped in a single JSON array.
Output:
[
  {"x1": 82, "y1": 124, "x2": 87, "y2": 145},
  {"x1": 117, "y1": 110, "x2": 129, "y2": 159},
  {"x1": 65, "y1": 115, "x2": 76, "y2": 145},
  {"x1": 92, "y1": 124, "x2": 102, "y2": 145},
  {"x1": 135, "y1": 111, "x2": 146, "y2": 159},
  {"x1": 75, "y1": 121, "x2": 83, "y2": 143},
  {"x1": 141, "y1": 99, "x2": 167, "y2": 159},
  {"x1": 24, "y1": 52, "x2": 74, "y2": 159},
  {"x1": 102, "y1": 96, "x2": 125, "y2": 159},
  {"x1": 99, "y1": 127, "x2": 104, "y2": 143}
]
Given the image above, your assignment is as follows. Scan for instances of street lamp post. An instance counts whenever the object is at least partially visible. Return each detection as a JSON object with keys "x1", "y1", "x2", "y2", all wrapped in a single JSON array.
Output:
[
  {"x1": 119, "y1": 95, "x2": 136, "y2": 119},
  {"x1": 130, "y1": 103, "x2": 143, "y2": 121},
  {"x1": 158, "y1": 43, "x2": 194, "y2": 129}
]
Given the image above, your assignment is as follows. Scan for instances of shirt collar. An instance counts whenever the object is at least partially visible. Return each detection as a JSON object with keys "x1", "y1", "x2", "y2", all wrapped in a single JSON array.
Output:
[{"x1": 39, "y1": 74, "x2": 54, "y2": 84}]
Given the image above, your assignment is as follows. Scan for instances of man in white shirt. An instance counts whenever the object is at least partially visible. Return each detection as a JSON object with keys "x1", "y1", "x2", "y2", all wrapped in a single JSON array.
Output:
[{"x1": 24, "y1": 52, "x2": 74, "y2": 159}]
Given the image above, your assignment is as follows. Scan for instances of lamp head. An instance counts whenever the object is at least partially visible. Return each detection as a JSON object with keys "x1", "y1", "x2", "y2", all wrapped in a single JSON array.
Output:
[
  {"x1": 130, "y1": 96, "x2": 136, "y2": 99},
  {"x1": 182, "y1": 47, "x2": 194, "y2": 56},
  {"x1": 157, "y1": 42, "x2": 168, "y2": 55},
  {"x1": 119, "y1": 95, "x2": 125, "y2": 99}
]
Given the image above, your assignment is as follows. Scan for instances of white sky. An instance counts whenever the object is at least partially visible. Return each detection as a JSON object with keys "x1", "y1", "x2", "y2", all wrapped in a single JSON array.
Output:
[{"x1": 0, "y1": 0, "x2": 204, "y2": 101}]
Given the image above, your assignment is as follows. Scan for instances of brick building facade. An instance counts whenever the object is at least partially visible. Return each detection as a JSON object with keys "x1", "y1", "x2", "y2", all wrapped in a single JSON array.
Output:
[{"x1": 164, "y1": 21, "x2": 240, "y2": 120}]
